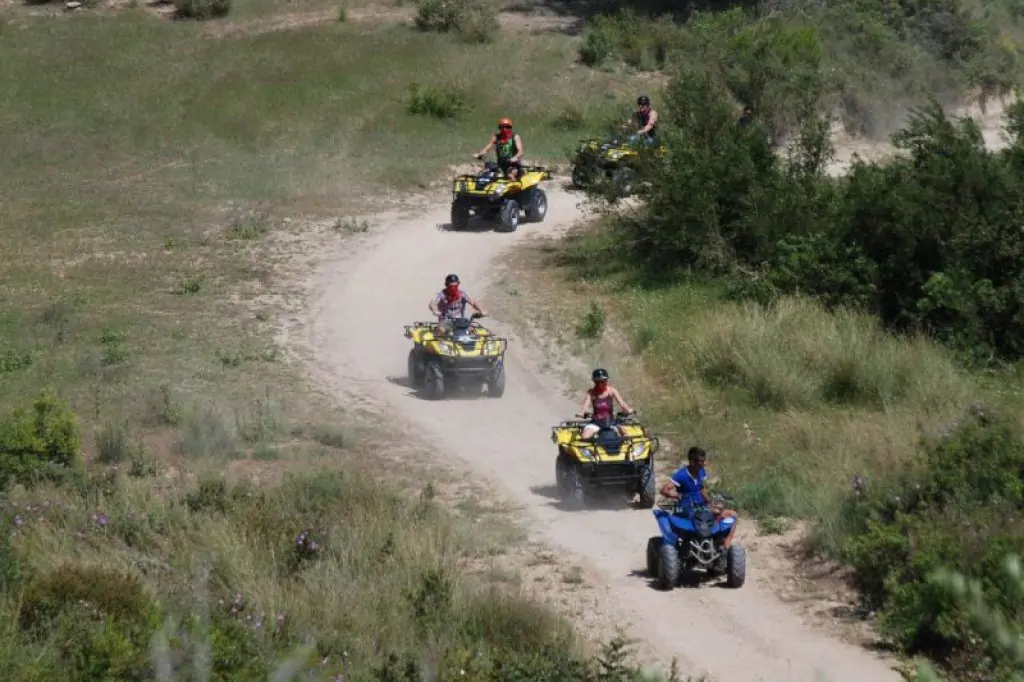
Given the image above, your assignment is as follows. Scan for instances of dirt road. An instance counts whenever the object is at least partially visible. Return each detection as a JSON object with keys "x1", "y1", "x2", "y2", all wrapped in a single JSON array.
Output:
[{"x1": 296, "y1": 183, "x2": 904, "y2": 682}]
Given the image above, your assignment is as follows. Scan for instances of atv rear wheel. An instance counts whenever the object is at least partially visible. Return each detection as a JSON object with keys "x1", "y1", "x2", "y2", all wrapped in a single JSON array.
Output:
[
  {"x1": 656, "y1": 543, "x2": 680, "y2": 590},
  {"x1": 407, "y1": 348, "x2": 425, "y2": 387},
  {"x1": 450, "y1": 203, "x2": 471, "y2": 231},
  {"x1": 726, "y1": 544, "x2": 746, "y2": 588},
  {"x1": 646, "y1": 536, "x2": 663, "y2": 578},
  {"x1": 637, "y1": 463, "x2": 656, "y2": 508},
  {"x1": 498, "y1": 199, "x2": 520, "y2": 232},
  {"x1": 424, "y1": 361, "x2": 445, "y2": 400},
  {"x1": 487, "y1": 362, "x2": 506, "y2": 397},
  {"x1": 524, "y1": 189, "x2": 547, "y2": 223}
]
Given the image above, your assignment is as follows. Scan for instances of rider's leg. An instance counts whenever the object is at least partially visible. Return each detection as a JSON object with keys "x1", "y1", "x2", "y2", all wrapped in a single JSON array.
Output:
[
  {"x1": 718, "y1": 509, "x2": 737, "y2": 548},
  {"x1": 581, "y1": 423, "x2": 599, "y2": 439}
]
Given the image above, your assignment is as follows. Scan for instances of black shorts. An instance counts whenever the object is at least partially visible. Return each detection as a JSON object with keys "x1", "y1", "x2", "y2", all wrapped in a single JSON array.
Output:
[{"x1": 498, "y1": 158, "x2": 522, "y2": 176}]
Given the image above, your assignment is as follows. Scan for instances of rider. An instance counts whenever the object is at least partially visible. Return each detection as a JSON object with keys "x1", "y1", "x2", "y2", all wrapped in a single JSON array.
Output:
[
  {"x1": 631, "y1": 95, "x2": 659, "y2": 146},
  {"x1": 475, "y1": 117, "x2": 525, "y2": 181},
  {"x1": 577, "y1": 368, "x2": 634, "y2": 440},
  {"x1": 428, "y1": 274, "x2": 486, "y2": 335},
  {"x1": 660, "y1": 446, "x2": 737, "y2": 548}
]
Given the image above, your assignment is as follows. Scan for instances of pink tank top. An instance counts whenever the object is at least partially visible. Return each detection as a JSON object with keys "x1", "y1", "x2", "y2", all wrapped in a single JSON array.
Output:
[{"x1": 591, "y1": 390, "x2": 613, "y2": 421}]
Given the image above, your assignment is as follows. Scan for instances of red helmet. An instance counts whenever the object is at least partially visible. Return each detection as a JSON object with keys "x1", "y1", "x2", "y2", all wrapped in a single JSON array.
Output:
[{"x1": 497, "y1": 117, "x2": 513, "y2": 129}]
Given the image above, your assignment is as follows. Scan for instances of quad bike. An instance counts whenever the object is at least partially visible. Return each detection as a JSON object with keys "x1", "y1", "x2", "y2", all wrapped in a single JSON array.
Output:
[
  {"x1": 645, "y1": 493, "x2": 746, "y2": 590},
  {"x1": 450, "y1": 161, "x2": 552, "y2": 233},
  {"x1": 404, "y1": 312, "x2": 508, "y2": 400},
  {"x1": 551, "y1": 411, "x2": 660, "y2": 509},
  {"x1": 569, "y1": 134, "x2": 664, "y2": 198}
]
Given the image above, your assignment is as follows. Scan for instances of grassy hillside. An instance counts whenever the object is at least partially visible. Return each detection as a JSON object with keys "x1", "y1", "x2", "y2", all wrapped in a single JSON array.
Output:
[
  {"x1": 0, "y1": 4, "x2": 674, "y2": 680},
  {"x1": 573, "y1": 0, "x2": 1022, "y2": 138}
]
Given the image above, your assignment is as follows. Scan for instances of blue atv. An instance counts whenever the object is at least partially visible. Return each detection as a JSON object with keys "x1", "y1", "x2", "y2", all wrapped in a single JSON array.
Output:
[{"x1": 646, "y1": 494, "x2": 746, "y2": 590}]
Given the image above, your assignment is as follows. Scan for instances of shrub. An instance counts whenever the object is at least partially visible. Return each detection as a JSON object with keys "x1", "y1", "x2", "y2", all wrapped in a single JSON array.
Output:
[
  {"x1": 0, "y1": 389, "x2": 83, "y2": 491},
  {"x1": 19, "y1": 564, "x2": 159, "y2": 680},
  {"x1": 175, "y1": 0, "x2": 231, "y2": 20},
  {"x1": 842, "y1": 407, "x2": 1024, "y2": 679},
  {"x1": 406, "y1": 82, "x2": 467, "y2": 119},
  {"x1": 414, "y1": 0, "x2": 498, "y2": 43}
]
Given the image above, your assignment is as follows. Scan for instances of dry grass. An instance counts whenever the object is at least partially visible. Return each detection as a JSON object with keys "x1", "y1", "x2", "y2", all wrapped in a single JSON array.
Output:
[{"x1": 491, "y1": 229, "x2": 1009, "y2": 554}]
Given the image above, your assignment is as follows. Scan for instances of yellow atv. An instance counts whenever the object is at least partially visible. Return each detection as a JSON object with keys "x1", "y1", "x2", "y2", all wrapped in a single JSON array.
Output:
[
  {"x1": 551, "y1": 411, "x2": 660, "y2": 509},
  {"x1": 450, "y1": 161, "x2": 552, "y2": 233},
  {"x1": 404, "y1": 312, "x2": 508, "y2": 400},
  {"x1": 570, "y1": 135, "x2": 664, "y2": 198}
]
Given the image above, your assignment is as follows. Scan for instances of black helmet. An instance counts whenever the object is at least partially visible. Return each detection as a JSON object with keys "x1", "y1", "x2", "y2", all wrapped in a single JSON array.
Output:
[
  {"x1": 637, "y1": 95, "x2": 650, "y2": 106},
  {"x1": 445, "y1": 274, "x2": 460, "y2": 286},
  {"x1": 592, "y1": 368, "x2": 609, "y2": 382}
]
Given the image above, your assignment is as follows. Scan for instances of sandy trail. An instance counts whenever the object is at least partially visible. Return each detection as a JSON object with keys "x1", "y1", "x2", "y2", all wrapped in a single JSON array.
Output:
[{"x1": 297, "y1": 183, "x2": 903, "y2": 682}]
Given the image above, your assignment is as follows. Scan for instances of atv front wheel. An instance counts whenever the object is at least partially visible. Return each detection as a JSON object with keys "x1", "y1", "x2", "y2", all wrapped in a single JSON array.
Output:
[
  {"x1": 656, "y1": 543, "x2": 680, "y2": 590},
  {"x1": 524, "y1": 188, "x2": 547, "y2": 223},
  {"x1": 610, "y1": 167, "x2": 636, "y2": 199},
  {"x1": 726, "y1": 544, "x2": 746, "y2": 588},
  {"x1": 487, "y1": 362, "x2": 506, "y2": 397},
  {"x1": 424, "y1": 362, "x2": 445, "y2": 400},
  {"x1": 637, "y1": 463, "x2": 656, "y2": 508},
  {"x1": 450, "y1": 203, "x2": 471, "y2": 231},
  {"x1": 407, "y1": 348, "x2": 425, "y2": 387},
  {"x1": 498, "y1": 199, "x2": 520, "y2": 232},
  {"x1": 646, "y1": 536, "x2": 663, "y2": 579},
  {"x1": 556, "y1": 458, "x2": 586, "y2": 509}
]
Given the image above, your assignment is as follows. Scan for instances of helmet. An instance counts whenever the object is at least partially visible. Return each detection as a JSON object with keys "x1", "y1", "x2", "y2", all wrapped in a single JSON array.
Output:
[
  {"x1": 592, "y1": 368, "x2": 609, "y2": 383},
  {"x1": 498, "y1": 117, "x2": 513, "y2": 129},
  {"x1": 445, "y1": 274, "x2": 460, "y2": 286},
  {"x1": 637, "y1": 95, "x2": 650, "y2": 106}
]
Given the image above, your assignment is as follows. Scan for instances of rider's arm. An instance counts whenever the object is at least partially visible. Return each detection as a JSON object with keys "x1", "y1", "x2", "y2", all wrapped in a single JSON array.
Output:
[
  {"x1": 659, "y1": 480, "x2": 679, "y2": 498},
  {"x1": 477, "y1": 135, "x2": 496, "y2": 158},
  {"x1": 428, "y1": 293, "x2": 441, "y2": 316},
  {"x1": 512, "y1": 134, "x2": 524, "y2": 162},
  {"x1": 578, "y1": 391, "x2": 592, "y2": 417},
  {"x1": 660, "y1": 469, "x2": 685, "y2": 498},
  {"x1": 611, "y1": 387, "x2": 633, "y2": 413},
  {"x1": 640, "y1": 110, "x2": 658, "y2": 133},
  {"x1": 464, "y1": 294, "x2": 485, "y2": 316}
]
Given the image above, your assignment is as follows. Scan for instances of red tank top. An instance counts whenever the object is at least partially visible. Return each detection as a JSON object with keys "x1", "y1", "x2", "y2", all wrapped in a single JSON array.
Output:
[{"x1": 591, "y1": 389, "x2": 613, "y2": 421}]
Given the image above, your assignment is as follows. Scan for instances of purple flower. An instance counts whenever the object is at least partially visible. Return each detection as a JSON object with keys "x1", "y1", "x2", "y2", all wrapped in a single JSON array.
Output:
[{"x1": 92, "y1": 513, "x2": 110, "y2": 527}]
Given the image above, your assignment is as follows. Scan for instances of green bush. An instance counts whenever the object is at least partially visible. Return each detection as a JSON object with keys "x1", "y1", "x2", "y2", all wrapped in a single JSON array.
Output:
[
  {"x1": 19, "y1": 564, "x2": 160, "y2": 681},
  {"x1": 841, "y1": 407, "x2": 1024, "y2": 680},
  {"x1": 175, "y1": 0, "x2": 231, "y2": 20},
  {"x1": 414, "y1": 0, "x2": 498, "y2": 43},
  {"x1": 0, "y1": 389, "x2": 83, "y2": 491},
  {"x1": 406, "y1": 82, "x2": 467, "y2": 119}
]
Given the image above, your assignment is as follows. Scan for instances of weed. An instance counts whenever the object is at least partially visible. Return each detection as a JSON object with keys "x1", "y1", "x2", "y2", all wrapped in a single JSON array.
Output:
[
  {"x1": 176, "y1": 276, "x2": 204, "y2": 296},
  {"x1": 94, "y1": 420, "x2": 143, "y2": 465},
  {"x1": 175, "y1": 0, "x2": 231, "y2": 20},
  {"x1": 312, "y1": 424, "x2": 349, "y2": 449},
  {"x1": 333, "y1": 216, "x2": 371, "y2": 233},
  {"x1": 576, "y1": 302, "x2": 606, "y2": 339},
  {"x1": 406, "y1": 82, "x2": 467, "y2": 119}
]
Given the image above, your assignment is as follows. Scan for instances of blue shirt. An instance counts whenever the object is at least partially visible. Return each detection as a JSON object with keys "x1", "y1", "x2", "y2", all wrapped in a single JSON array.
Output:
[{"x1": 670, "y1": 465, "x2": 707, "y2": 506}]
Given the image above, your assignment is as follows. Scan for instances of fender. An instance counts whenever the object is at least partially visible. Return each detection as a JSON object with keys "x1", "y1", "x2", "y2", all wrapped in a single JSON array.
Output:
[{"x1": 653, "y1": 509, "x2": 679, "y2": 546}]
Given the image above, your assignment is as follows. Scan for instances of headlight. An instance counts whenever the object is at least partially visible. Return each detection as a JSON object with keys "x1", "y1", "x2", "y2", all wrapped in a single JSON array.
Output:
[
  {"x1": 484, "y1": 341, "x2": 499, "y2": 355},
  {"x1": 630, "y1": 441, "x2": 648, "y2": 459},
  {"x1": 491, "y1": 183, "x2": 506, "y2": 196},
  {"x1": 436, "y1": 341, "x2": 453, "y2": 355},
  {"x1": 578, "y1": 447, "x2": 594, "y2": 460}
]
